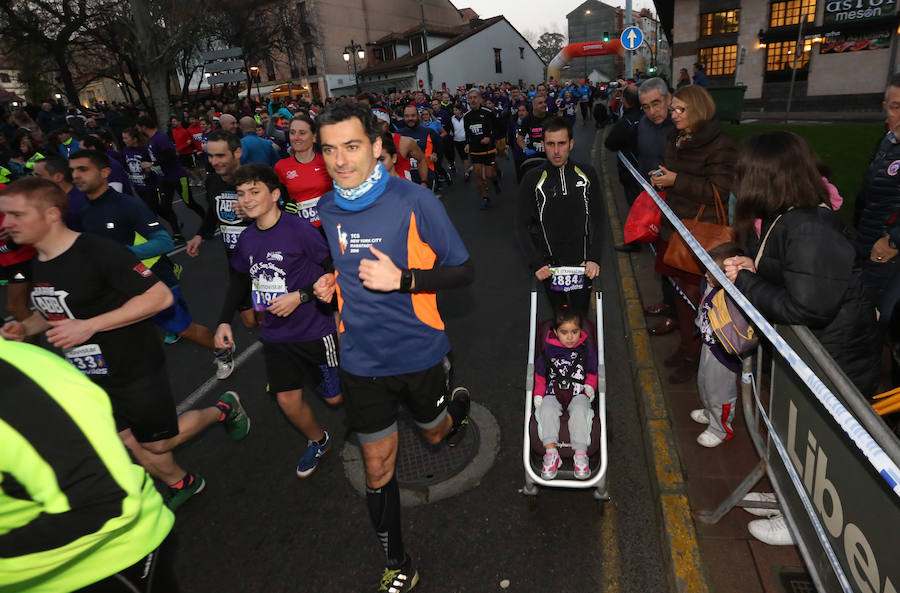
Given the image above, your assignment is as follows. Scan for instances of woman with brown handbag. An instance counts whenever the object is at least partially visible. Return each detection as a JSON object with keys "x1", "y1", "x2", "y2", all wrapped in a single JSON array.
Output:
[{"x1": 649, "y1": 85, "x2": 737, "y2": 384}]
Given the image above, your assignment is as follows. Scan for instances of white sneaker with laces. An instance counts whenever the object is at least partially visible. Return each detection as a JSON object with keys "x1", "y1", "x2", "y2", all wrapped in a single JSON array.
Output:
[
  {"x1": 573, "y1": 451, "x2": 591, "y2": 480},
  {"x1": 214, "y1": 344, "x2": 236, "y2": 380},
  {"x1": 741, "y1": 492, "x2": 780, "y2": 517},
  {"x1": 696, "y1": 429, "x2": 724, "y2": 448},
  {"x1": 541, "y1": 448, "x2": 561, "y2": 479},
  {"x1": 690, "y1": 409, "x2": 710, "y2": 424},
  {"x1": 748, "y1": 514, "x2": 796, "y2": 546}
]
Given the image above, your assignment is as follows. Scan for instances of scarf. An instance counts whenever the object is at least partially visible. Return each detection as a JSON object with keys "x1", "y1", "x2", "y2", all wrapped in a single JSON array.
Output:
[
  {"x1": 334, "y1": 162, "x2": 388, "y2": 212},
  {"x1": 675, "y1": 131, "x2": 693, "y2": 149}
]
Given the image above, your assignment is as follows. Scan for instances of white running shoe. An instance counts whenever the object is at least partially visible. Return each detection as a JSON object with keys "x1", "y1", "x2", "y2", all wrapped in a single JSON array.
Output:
[
  {"x1": 541, "y1": 448, "x2": 561, "y2": 479},
  {"x1": 690, "y1": 409, "x2": 710, "y2": 424},
  {"x1": 696, "y1": 429, "x2": 725, "y2": 448},
  {"x1": 741, "y1": 492, "x2": 780, "y2": 517},
  {"x1": 214, "y1": 344, "x2": 236, "y2": 380},
  {"x1": 573, "y1": 451, "x2": 591, "y2": 480},
  {"x1": 748, "y1": 515, "x2": 796, "y2": 546}
]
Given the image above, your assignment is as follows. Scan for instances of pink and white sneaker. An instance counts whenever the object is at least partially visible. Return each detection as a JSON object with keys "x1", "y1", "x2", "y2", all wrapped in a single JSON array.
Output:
[
  {"x1": 573, "y1": 451, "x2": 591, "y2": 479},
  {"x1": 541, "y1": 448, "x2": 561, "y2": 479}
]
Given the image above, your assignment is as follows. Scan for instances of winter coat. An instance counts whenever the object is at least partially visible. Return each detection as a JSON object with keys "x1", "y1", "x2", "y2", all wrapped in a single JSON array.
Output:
[
  {"x1": 660, "y1": 119, "x2": 736, "y2": 241},
  {"x1": 855, "y1": 133, "x2": 900, "y2": 253},
  {"x1": 736, "y1": 206, "x2": 879, "y2": 398}
]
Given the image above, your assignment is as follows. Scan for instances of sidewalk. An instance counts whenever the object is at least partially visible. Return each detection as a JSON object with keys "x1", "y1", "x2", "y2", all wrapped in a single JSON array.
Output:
[{"x1": 596, "y1": 140, "x2": 810, "y2": 593}]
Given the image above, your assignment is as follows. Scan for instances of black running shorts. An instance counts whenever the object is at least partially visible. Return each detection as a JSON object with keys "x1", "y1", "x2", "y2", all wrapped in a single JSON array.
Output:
[
  {"x1": 469, "y1": 152, "x2": 496, "y2": 166},
  {"x1": 262, "y1": 333, "x2": 340, "y2": 396},
  {"x1": 340, "y1": 356, "x2": 451, "y2": 442},
  {"x1": 104, "y1": 367, "x2": 180, "y2": 443}
]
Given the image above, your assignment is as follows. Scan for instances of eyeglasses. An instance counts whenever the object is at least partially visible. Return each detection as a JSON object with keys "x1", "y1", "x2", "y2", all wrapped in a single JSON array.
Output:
[{"x1": 668, "y1": 105, "x2": 687, "y2": 115}]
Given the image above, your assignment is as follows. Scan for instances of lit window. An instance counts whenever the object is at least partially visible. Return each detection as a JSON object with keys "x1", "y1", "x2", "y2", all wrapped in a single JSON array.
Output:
[
  {"x1": 700, "y1": 10, "x2": 740, "y2": 36},
  {"x1": 698, "y1": 45, "x2": 738, "y2": 76},
  {"x1": 770, "y1": 0, "x2": 816, "y2": 27},
  {"x1": 765, "y1": 40, "x2": 811, "y2": 71}
]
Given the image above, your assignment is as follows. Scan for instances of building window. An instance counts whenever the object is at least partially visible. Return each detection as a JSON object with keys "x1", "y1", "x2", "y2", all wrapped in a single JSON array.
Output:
[
  {"x1": 304, "y1": 42, "x2": 317, "y2": 75},
  {"x1": 698, "y1": 45, "x2": 737, "y2": 76},
  {"x1": 411, "y1": 36, "x2": 424, "y2": 56},
  {"x1": 519, "y1": 46, "x2": 525, "y2": 59},
  {"x1": 296, "y1": 1, "x2": 311, "y2": 37},
  {"x1": 494, "y1": 48, "x2": 502, "y2": 73},
  {"x1": 384, "y1": 45, "x2": 395, "y2": 61},
  {"x1": 765, "y1": 40, "x2": 811, "y2": 72},
  {"x1": 288, "y1": 50, "x2": 300, "y2": 78},
  {"x1": 700, "y1": 10, "x2": 740, "y2": 36},
  {"x1": 769, "y1": 0, "x2": 816, "y2": 27},
  {"x1": 265, "y1": 56, "x2": 276, "y2": 81}
]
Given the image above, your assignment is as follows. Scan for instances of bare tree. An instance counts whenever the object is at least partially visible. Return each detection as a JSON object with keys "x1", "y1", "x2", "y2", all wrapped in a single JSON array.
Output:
[{"x1": 0, "y1": 0, "x2": 118, "y2": 105}]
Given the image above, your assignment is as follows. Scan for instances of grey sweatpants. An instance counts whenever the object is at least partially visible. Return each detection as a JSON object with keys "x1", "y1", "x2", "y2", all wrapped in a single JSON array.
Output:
[
  {"x1": 539, "y1": 393, "x2": 592, "y2": 452},
  {"x1": 697, "y1": 344, "x2": 738, "y2": 439}
]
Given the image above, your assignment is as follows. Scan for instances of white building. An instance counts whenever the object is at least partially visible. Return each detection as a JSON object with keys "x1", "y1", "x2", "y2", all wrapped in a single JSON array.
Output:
[{"x1": 353, "y1": 16, "x2": 545, "y2": 94}]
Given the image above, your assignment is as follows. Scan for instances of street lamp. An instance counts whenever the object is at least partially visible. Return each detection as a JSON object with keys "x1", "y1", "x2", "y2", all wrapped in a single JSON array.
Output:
[
  {"x1": 249, "y1": 65, "x2": 262, "y2": 99},
  {"x1": 343, "y1": 40, "x2": 365, "y2": 94}
]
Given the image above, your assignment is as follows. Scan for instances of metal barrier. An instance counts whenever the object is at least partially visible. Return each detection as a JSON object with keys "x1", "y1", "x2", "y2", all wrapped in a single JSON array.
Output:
[{"x1": 616, "y1": 152, "x2": 900, "y2": 593}]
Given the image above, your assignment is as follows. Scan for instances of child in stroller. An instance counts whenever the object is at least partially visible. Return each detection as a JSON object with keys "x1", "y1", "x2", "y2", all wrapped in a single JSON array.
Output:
[{"x1": 534, "y1": 308, "x2": 599, "y2": 479}]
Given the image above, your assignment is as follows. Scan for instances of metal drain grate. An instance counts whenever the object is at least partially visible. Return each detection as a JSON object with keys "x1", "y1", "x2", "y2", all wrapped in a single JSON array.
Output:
[
  {"x1": 778, "y1": 569, "x2": 815, "y2": 593},
  {"x1": 394, "y1": 411, "x2": 479, "y2": 488}
]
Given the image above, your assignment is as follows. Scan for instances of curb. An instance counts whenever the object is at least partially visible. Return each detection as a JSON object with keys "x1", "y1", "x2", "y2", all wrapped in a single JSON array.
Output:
[{"x1": 592, "y1": 132, "x2": 710, "y2": 593}]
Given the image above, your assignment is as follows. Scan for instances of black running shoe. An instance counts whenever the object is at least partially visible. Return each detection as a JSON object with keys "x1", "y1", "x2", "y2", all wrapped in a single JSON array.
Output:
[
  {"x1": 378, "y1": 556, "x2": 419, "y2": 592},
  {"x1": 446, "y1": 387, "x2": 471, "y2": 447},
  {"x1": 479, "y1": 198, "x2": 490, "y2": 210}
]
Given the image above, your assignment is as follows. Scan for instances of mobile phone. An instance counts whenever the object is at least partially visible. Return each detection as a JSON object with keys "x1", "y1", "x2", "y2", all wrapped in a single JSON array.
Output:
[{"x1": 651, "y1": 168, "x2": 665, "y2": 178}]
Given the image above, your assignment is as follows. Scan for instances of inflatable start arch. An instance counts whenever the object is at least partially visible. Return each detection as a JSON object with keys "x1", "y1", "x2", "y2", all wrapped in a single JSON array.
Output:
[{"x1": 547, "y1": 40, "x2": 624, "y2": 83}]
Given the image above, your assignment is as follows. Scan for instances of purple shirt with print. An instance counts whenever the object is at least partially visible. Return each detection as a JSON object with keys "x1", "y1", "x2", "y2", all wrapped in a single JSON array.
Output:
[{"x1": 230, "y1": 211, "x2": 334, "y2": 343}]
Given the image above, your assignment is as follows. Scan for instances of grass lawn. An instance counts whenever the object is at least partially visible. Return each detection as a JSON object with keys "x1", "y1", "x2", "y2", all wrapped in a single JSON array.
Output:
[{"x1": 723, "y1": 122, "x2": 885, "y2": 223}]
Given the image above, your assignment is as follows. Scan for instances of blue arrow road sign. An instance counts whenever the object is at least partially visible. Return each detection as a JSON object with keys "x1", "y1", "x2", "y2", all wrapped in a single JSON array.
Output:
[{"x1": 621, "y1": 26, "x2": 644, "y2": 51}]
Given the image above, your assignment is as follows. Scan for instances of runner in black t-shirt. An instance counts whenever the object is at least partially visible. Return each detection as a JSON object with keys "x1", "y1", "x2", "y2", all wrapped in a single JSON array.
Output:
[
  {"x1": 185, "y1": 131, "x2": 258, "y2": 330},
  {"x1": 0, "y1": 177, "x2": 252, "y2": 511},
  {"x1": 463, "y1": 89, "x2": 500, "y2": 210},
  {"x1": 69, "y1": 150, "x2": 236, "y2": 379},
  {"x1": 517, "y1": 94, "x2": 551, "y2": 161}
]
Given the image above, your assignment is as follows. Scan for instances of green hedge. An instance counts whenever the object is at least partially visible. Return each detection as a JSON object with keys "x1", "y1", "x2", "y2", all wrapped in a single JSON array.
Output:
[{"x1": 723, "y1": 123, "x2": 885, "y2": 223}]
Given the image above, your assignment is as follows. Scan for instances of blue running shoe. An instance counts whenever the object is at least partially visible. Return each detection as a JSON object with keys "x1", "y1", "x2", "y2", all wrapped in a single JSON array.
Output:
[
  {"x1": 164, "y1": 331, "x2": 181, "y2": 344},
  {"x1": 296, "y1": 430, "x2": 330, "y2": 478}
]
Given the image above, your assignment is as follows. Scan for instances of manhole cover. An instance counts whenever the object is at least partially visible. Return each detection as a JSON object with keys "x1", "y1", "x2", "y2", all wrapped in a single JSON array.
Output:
[
  {"x1": 778, "y1": 569, "x2": 815, "y2": 593},
  {"x1": 395, "y1": 411, "x2": 479, "y2": 488},
  {"x1": 341, "y1": 402, "x2": 500, "y2": 506}
]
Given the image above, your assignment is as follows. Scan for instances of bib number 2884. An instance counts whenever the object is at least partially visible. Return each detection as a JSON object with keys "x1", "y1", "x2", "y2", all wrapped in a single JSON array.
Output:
[{"x1": 549, "y1": 266, "x2": 585, "y2": 293}]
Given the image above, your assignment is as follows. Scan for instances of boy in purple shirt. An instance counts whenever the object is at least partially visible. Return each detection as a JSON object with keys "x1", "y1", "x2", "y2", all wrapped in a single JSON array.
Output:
[{"x1": 215, "y1": 163, "x2": 340, "y2": 478}]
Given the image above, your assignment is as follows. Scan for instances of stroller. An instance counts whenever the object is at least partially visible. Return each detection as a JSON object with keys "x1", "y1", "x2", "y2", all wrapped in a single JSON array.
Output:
[{"x1": 521, "y1": 288, "x2": 610, "y2": 508}]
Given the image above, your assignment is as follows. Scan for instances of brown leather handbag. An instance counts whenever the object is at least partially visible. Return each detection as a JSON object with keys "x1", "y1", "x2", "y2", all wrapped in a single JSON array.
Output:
[{"x1": 663, "y1": 184, "x2": 736, "y2": 276}]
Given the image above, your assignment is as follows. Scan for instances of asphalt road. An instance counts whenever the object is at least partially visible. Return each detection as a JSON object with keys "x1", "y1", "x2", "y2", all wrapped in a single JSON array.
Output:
[{"x1": 2, "y1": 123, "x2": 669, "y2": 593}]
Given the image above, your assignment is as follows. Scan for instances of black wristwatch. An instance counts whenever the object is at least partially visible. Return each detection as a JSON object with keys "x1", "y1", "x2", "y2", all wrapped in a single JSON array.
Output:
[{"x1": 399, "y1": 268, "x2": 413, "y2": 292}]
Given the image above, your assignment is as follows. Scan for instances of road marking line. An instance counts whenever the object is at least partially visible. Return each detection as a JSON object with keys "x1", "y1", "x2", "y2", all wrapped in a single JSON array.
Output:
[
  {"x1": 595, "y1": 131, "x2": 710, "y2": 593},
  {"x1": 177, "y1": 341, "x2": 262, "y2": 413}
]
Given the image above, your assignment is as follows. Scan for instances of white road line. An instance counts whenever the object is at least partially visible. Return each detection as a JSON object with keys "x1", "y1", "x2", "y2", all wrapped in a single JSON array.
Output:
[{"x1": 176, "y1": 341, "x2": 262, "y2": 413}]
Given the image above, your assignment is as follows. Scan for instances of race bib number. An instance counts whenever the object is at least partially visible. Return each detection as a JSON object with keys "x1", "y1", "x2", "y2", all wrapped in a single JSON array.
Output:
[
  {"x1": 549, "y1": 266, "x2": 585, "y2": 293},
  {"x1": 409, "y1": 157, "x2": 419, "y2": 169},
  {"x1": 220, "y1": 225, "x2": 246, "y2": 250},
  {"x1": 64, "y1": 344, "x2": 109, "y2": 376},
  {"x1": 251, "y1": 276, "x2": 288, "y2": 311}
]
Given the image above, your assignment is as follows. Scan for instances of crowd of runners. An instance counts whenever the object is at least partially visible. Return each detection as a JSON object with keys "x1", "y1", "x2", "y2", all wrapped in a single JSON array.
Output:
[{"x1": 0, "y1": 77, "x2": 614, "y2": 592}]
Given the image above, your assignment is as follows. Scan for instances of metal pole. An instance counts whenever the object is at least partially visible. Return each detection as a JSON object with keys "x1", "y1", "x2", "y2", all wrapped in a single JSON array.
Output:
[
  {"x1": 625, "y1": 0, "x2": 633, "y2": 79},
  {"x1": 785, "y1": 15, "x2": 806, "y2": 122},
  {"x1": 420, "y1": 1, "x2": 433, "y2": 90}
]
